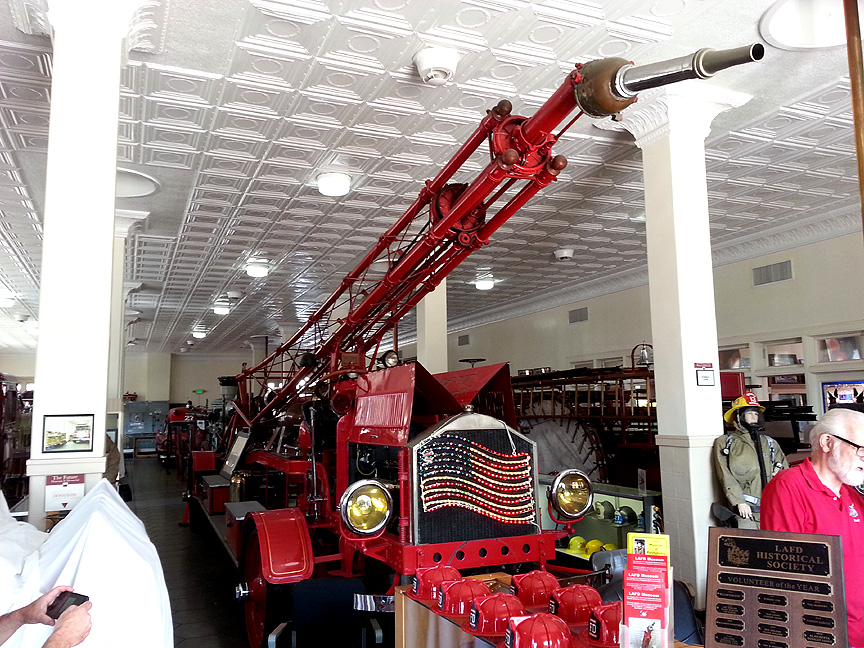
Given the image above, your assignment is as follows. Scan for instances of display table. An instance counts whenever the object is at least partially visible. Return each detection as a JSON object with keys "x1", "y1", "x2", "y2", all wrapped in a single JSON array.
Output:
[
  {"x1": 397, "y1": 582, "x2": 701, "y2": 648},
  {"x1": 396, "y1": 584, "x2": 496, "y2": 648}
]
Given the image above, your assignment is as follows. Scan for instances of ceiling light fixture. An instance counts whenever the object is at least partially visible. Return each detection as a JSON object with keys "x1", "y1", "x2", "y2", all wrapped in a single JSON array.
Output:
[
  {"x1": 215, "y1": 289, "x2": 244, "y2": 313},
  {"x1": 317, "y1": 172, "x2": 351, "y2": 197},
  {"x1": 245, "y1": 259, "x2": 269, "y2": 278},
  {"x1": 413, "y1": 46, "x2": 459, "y2": 86},
  {"x1": 759, "y1": 0, "x2": 846, "y2": 50},
  {"x1": 192, "y1": 330, "x2": 207, "y2": 339},
  {"x1": 475, "y1": 278, "x2": 495, "y2": 291},
  {"x1": 0, "y1": 297, "x2": 13, "y2": 308},
  {"x1": 116, "y1": 168, "x2": 160, "y2": 198}
]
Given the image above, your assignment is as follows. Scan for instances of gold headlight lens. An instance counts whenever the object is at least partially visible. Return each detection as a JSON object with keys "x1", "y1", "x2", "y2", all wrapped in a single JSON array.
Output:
[
  {"x1": 549, "y1": 469, "x2": 594, "y2": 520},
  {"x1": 340, "y1": 480, "x2": 393, "y2": 535}
]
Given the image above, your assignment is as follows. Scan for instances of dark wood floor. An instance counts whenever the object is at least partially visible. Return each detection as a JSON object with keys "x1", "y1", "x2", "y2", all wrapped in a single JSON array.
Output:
[{"x1": 125, "y1": 457, "x2": 248, "y2": 647}]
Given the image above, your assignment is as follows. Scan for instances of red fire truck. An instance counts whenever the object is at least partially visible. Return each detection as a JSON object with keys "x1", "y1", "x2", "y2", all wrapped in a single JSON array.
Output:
[
  {"x1": 155, "y1": 404, "x2": 211, "y2": 480},
  {"x1": 188, "y1": 44, "x2": 761, "y2": 647}
]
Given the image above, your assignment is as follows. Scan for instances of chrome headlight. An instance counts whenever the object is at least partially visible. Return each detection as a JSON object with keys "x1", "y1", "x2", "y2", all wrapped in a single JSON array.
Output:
[
  {"x1": 379, "y1": 350, "x2": 400, "y2": 368},
  {"x1": 339, "y1": 479, "x2": 393, "y2": 535},
  {"x1": 548, "y1": 469, "x2": 594, "y2": 520}
]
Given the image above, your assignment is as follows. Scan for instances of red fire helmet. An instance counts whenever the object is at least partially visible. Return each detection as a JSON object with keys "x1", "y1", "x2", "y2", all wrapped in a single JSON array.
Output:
[
  {"x1": 434, "y1": 578, "x2": 492, "y2": 617},
  {"x1": 579, "y1": 600, "x2": 623, "y2": 648},
  {"x1": 501, "y1": 613, "x2": 574, "y2": 648},
  {"x1": 548, "y1": 584, "x2": 603, "y2": 626},
  {"x1": 406, "y1": 565, "x2": 461, "y2": 602},
  {"x1": 512, "y1": 570, "x2": 560, "y2": 609},
  {"x1": 462, "y1": 593, "x2": 527, "y2": 638}
]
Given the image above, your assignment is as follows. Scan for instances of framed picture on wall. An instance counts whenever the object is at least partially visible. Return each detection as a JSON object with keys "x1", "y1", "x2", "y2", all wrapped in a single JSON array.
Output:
[{"x1": 43, "y1": 414, "x2": 95, "y2": 453}]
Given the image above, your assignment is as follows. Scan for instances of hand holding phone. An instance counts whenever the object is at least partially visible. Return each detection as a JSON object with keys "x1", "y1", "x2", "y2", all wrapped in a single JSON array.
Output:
[{"x1": 46, "y1": 591, "x2": 89, "y2": 620}]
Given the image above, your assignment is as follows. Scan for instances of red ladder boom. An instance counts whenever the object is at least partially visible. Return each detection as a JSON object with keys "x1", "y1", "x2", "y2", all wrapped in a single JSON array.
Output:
[{"x1": 228, "y1": 44, "x2": 763, "y2": 445}]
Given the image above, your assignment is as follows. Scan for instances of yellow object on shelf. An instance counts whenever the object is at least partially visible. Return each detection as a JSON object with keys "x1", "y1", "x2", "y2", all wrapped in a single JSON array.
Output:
[
  {"x1": 585, "y1": 539, "x2": 604, "y2": 555},
  {"x1": 568, "y1": 535, "x2": 586, "y2": 552}
]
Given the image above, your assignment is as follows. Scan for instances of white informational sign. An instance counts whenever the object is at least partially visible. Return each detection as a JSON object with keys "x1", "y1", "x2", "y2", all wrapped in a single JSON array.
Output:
[{"x1": 45, "y1": 474, "x2": 86, "y2": 512}]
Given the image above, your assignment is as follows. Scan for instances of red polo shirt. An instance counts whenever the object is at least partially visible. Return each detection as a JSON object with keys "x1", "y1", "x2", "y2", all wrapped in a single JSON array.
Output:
[{"x1": 761, "y1": 458, "x2": 864, "y2": 646}]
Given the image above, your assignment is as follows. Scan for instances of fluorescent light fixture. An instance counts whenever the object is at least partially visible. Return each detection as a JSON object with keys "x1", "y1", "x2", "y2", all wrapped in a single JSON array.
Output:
[
  {"x1": 245, "y1": 260, "x2": 269, "y2": 277},
  {"x1": 192, "y1": 330, "x2": 207, "y2": 339},
  {"x1": 475, "y1": 278, "x2": 495, "y2": 291},
  {"x1": 317, "y1": 172, "x2": 351, "y2": 197}
]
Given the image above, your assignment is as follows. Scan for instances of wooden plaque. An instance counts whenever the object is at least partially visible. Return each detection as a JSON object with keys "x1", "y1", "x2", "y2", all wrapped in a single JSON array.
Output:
[{"x1": 706, "y1": 527, "x2": 847, "y2": 648}]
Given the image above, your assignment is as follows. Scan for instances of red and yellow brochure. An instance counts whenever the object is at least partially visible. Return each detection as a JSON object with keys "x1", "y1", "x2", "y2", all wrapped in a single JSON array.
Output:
[{"x1": 621, "y1": 533, "x2": 672, "y2": 648}]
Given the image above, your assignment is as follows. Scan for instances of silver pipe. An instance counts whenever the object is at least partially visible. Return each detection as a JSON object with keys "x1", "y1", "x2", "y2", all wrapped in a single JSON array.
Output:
[{"x1": 614, "y1": 43, "x2": 765, "y2": 99}]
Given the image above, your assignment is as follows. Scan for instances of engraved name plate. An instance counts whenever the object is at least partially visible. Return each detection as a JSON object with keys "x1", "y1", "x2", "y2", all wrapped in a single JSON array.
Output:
[{"x1": 705, "y1": 528, "x2": 847, "y2": 648}]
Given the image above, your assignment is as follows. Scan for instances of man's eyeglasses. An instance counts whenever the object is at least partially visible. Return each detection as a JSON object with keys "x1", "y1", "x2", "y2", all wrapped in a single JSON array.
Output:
[{"x1": 829, "y1": 434, "x2": 864, "y2": 457}]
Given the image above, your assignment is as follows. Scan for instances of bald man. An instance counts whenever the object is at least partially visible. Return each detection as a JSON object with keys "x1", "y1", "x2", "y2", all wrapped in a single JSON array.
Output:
[{"x1": 761, "y1": 407, "x2": 864, "y2": 648}]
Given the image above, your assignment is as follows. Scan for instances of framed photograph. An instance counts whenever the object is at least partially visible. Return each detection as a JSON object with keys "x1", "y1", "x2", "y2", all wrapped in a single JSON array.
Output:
[
  {"x1": 133, "y1": 436, "x2": 157, "y2": 458},
  {"x1": 43, "y1": 414, "x2": 94, "y2": 453}
]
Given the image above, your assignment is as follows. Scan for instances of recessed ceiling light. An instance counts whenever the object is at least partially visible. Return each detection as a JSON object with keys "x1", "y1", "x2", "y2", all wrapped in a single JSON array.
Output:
[
  {"x1": 213, "y1": 304, "x2": 230, "y2": 315},
  {"x1": 475, "y1": 278, "x2": 495, "y2": 291},
  {"x1": 760, "y1": 0, "x2": 847, "y2": 50},
  {"x1": 192, "y1": 330, "x2": 207, "y2": 339},
  {"x1": 317, "y1": 172, "x2": 351, "y2": 197},
  {"x1": 245, "y1": 260, "x2": 269, "y2": 277}
]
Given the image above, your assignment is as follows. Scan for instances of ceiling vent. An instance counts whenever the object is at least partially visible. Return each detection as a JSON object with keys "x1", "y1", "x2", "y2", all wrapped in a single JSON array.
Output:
[
  {"x1": 753, "y1": 260, "x2": 792, "y2": 286},
  {"x1": 413, "y1": 47, "x2": 459, "y2": 86}
]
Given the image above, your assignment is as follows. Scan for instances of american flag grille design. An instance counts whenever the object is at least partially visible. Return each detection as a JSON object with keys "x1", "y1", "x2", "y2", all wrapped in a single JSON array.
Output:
[{"x1": 418, "y1": 433, "x2": 535, "y2": 524}]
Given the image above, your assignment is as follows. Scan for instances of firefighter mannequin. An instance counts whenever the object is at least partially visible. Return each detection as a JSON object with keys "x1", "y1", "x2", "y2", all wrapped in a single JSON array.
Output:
[{"x1": 712, "y1": 392, "x2": 789, "y2": 529}]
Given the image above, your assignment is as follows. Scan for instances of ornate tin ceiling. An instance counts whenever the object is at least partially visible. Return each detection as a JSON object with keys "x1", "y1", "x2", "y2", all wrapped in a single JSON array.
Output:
[{"x1": 0, "y1": 0, "x2": 859, "y2": 355}]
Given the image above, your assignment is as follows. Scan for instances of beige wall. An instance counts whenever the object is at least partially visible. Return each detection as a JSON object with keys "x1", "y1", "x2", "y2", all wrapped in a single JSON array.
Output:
[
  {"x1": 446, "y1": 286, "x2": 652, "y2": 373},
  {"x1": 0, "y1": 355, "x2": 35, "y2": 382},
  {"x1": 443, "y1": 233, "x2": 864, "y2": 376},
  {"x1": 714, "y1": 233, "x2": 864, "y2": 341},
  {"x1": 169, "y1": 353, "x2": 249, "y2": 405},
  {"x1": 124, "y1": 352, "x2": 172, "y2": 402}
]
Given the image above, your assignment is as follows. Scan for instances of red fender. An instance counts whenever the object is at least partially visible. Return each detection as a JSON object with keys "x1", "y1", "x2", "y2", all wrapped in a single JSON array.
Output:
[{"x1": 245, "y1": 509, "x2": 314, "y2": 584}]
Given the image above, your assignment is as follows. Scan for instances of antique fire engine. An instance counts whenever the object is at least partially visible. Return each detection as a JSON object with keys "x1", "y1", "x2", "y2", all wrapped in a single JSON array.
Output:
[{"x1": 190, "y1": 44, "x2": 762, "y2": 647}]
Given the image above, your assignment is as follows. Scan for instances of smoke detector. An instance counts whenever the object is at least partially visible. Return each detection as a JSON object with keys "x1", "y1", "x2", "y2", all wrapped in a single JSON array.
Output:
[{"x1": 413, "y1": 46, "x2": 459, "y2": 86}]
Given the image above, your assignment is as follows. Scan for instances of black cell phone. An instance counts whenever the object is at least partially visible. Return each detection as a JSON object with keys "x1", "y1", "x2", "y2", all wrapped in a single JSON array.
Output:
[{"x1": 46, "y1": 591, "x2": 89, "y2": 619}]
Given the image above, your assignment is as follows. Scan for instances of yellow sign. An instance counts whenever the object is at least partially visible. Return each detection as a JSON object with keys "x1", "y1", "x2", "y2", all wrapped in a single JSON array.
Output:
[{"x1": 627, "y1": 532, "x2": 670, "y2": 557}]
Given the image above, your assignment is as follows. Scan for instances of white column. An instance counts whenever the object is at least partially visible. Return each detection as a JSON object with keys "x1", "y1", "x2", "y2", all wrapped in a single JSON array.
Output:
[
  {"x1": 621, "y1": 83, "x2": 751, "y2": 606},
  {"x1": 416, "y1": 278, "x2": 448, "y2": 373},
  {"x1": 27, "y1": 1, "x2": 142, "y2": 529},
  {"x1": 108, "y1": 213, "x2": 146, "y2": 478},
  {"x1": 247, "y1": 336, "x2": 273, "y2": 368}
]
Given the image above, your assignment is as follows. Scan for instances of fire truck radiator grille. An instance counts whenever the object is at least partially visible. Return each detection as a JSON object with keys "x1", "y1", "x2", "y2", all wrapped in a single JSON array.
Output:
[{"x1": 413, "y1": 428, "x2": 538, "y2": 544}]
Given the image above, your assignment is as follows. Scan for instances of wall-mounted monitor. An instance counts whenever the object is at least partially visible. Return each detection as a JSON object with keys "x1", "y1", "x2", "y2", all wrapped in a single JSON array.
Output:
[{"x1": 822, "y1": 381, "x2": 864, "y2": 411}]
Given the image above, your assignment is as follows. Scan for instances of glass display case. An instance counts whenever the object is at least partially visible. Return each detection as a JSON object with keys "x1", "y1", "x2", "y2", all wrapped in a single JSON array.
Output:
[{"x1": 541, "y1": 477, "x2": 662, "y2": 560}]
